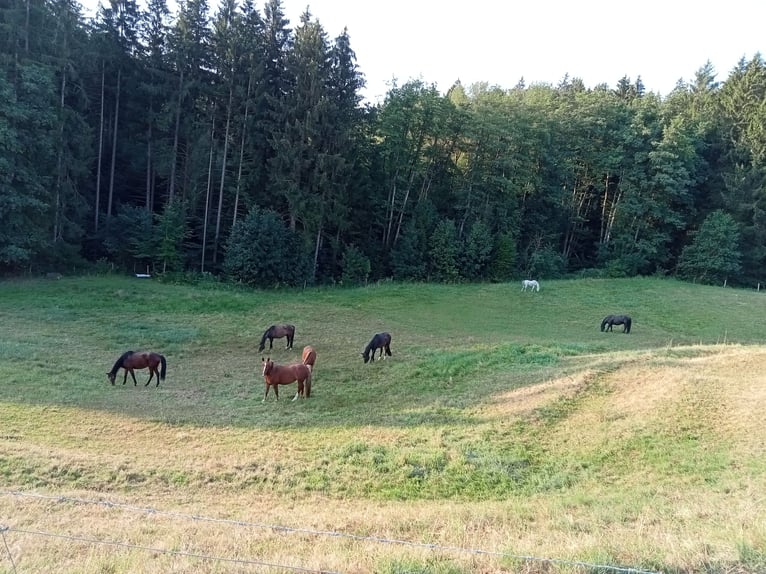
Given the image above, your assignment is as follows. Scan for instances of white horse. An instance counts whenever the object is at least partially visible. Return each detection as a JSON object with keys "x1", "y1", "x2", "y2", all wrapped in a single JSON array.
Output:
[{"x1": 521, "y1": 279, "x2": 540, "y2": 292}]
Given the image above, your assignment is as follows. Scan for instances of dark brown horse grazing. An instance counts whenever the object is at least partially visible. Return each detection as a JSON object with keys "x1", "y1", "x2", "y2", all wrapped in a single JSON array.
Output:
[
  {"x1": 601, "y1": 314, "x2": 632, "y2": 333},
  {"x1": 107, "y1": 351, "x2": 167, "y2": 387},
  {"x1": 258, "y1": 324, "x2": 295, "y2": 352},
  {"x1": 301, "y1": 345, "x2": 317, "y2": 371},
  {"x1": 261, "y1": 357, "x2": 312, "y2": 402},
  {"x1": 362, "y1": 332, "x2": 392, "y2": 363}
]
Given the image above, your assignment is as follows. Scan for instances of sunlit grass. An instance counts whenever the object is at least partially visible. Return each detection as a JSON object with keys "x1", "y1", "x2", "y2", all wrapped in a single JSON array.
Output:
[{"x1": 1, "y1": 275, "x2": 765, "y2": 572}]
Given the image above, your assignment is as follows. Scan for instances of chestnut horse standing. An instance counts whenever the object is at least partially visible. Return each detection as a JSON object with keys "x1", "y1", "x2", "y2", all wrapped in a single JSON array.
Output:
[
  {"x1": 258, "y1": 324, "x2": 295, "y2": 352},
  {"x1": 261, "y1": 357, "x2": 312, "y2": 402},
  {"x1": 301, "y1": 345, "x2": 317, "y2": 371},
  {"x1": 362, "y1": 332, "x2": 392, "y2": 363},
  {"x1": 107, "y1": 350, "x2": 167, "y2": 387}
]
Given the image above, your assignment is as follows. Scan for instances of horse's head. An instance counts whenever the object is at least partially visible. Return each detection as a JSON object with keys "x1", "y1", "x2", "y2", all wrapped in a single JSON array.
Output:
[
  {"x1": 362, "y1": 351, "x2": 370, "y2": 364},
  {"x1": 106, "y1": 372, "x2": 116, "y2": 384},
  {"x1": 258, "y1": 342, "x2": 266, "y2": 352},
  {"x1": 261, "y1": 357, "x2": 273, "y2": 376}
]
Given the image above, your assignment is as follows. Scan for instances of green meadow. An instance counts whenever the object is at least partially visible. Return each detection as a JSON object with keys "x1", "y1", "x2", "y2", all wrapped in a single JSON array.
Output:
[{"x1": 0, "y1": 275, "x2": 765, "y2": 573}]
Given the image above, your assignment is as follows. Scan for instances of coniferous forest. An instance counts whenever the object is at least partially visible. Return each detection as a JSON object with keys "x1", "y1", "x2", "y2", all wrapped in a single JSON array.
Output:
[{"x1": 2, "y1": 0, "x2": 766, "y2": 287}]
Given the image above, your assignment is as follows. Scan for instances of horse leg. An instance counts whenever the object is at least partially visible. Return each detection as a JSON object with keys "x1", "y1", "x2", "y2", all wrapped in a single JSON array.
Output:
[
  {"x1": 145, "y1": 368, "x2": 155, "y2": 387},
  {"x1": 122, "y1": 370, "x2": 129, "y2": 385},
  {"x1": 263, "y1": 384, "x2": 271, "y2": 403}
]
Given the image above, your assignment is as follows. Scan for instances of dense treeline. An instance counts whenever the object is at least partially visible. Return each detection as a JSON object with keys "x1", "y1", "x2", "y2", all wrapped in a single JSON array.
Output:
[{"x1": 2, "y1": 0, "x2": 765, "y2": 287}]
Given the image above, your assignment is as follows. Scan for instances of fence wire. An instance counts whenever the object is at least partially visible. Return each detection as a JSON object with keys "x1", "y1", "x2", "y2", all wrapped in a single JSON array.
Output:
[{"x1": 1, "y1": 490, "x2": 662, "y2": 574}]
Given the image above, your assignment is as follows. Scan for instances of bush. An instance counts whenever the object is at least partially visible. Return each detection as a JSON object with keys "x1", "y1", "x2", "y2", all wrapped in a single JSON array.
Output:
[
  {"x1": 223, "y1": 209, "x2": 310, "y2": 287},
  {"x1": 391, "y1": 220, "x2": 427, "y2": 281},
  {"x1": 527, "y1": 245, "x2": 566, "y2": 279},
  {"x1": 677, "y1": 210, "x2": 742, "y2": 285},
  {"x1": 461, "y1": 221, "x2": 493, "y2": 280},
  {"x1": 341, "y1": 245, "x2": 371, "y2": 286},
  {"x1": 491, "y1": 231, "x2": 516, "y2": 282},
  {"x1": 428, "y1": 219, "x2": 460, "y2": 283}
]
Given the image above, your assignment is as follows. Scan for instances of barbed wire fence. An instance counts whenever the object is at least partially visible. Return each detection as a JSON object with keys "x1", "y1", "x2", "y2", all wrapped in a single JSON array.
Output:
[{"x1": 1, "y1": 490, "x2": 662, "y2": 574}]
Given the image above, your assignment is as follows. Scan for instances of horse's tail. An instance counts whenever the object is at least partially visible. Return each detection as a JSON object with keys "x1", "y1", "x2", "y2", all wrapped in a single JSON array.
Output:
[
  {"x1": 304, "y1": 368, "x2": 312, "y2": 398},
  {"x1": 625, "y1": 317, "x2": 632, "y2": 333},
  {"x1": 159, "y1": 354, "x2": 167, "y2": 380},
  {"x1": 302, "y1": 348, "x2": 316, "y2": 371}
]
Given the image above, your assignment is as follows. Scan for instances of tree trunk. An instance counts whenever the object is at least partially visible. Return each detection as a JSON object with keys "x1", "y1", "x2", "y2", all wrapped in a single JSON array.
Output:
[
  {"x1": 53, "y1": 62, "x2": 66, "y2": 242},
  {"x1": 232, "y1": 75, "x2": 252, "y2": 226},
  {"x1": 107, "y1": 67, "x2": 121, "y2": 218},
  {"x1": 24, "y1": 0, "x2": 30, "y2": 53},
  {"x1": 393, "y1": 165, "x2": 422, "y2": 246},
  {"x1": 168, "y1": 69, "x2": 184, "y2": 205},
  {"x1": 94, "y1": 62, "x2": 105, "y2": 232},
  {"x1": 201, "y1": 115, "x2": 215, "y2": 272},
  {"x1": 384, "y1": 169, "x2": 399, "y2": 246},
  {"x1": 313, "y1": 224, "x2": 322, "y2": 280},
  {"x1": 145, "y1": 107, "x2": 152, "y2": 211},
  {"x1": 600, "y1": 172, "x2": 609, "y2": 244},
  {"x1": 213, "y1": 85, "x2": 233, "y2": 264}
]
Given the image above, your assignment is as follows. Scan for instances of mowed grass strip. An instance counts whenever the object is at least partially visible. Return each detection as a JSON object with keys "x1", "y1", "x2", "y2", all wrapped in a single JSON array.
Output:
[{"x1": 0, "y1": 276, "x2": 765, "y2": 573}]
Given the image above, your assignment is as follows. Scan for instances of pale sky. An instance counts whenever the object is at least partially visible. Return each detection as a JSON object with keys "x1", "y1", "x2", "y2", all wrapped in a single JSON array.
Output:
[{"x1": 80, "y1": 0, "x2": 765, "y2": 103}]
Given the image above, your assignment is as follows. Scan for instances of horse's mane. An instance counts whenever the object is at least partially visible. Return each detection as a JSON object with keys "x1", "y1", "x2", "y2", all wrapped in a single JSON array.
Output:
[
  {"x1": 260, "y1": 326, "x2": 275, "y2": 345},
  {"x1": 109, "y1": 350, "x2": 135, "y2": 375}
]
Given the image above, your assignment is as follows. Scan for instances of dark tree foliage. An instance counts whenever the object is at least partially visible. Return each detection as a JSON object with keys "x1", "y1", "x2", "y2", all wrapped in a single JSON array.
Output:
[
  {"x1": 340, "y1": 244, "x2": 370, "y2": 286},
  {"x1": 2, "y1": 0, "x2": 766, "y2": 289},
  {"x1": 677, "y1": 210, "x2": 742, "y2": 284},
  {"x1": 461, "y1": 220, "x2": 493, "y2": 280},
  {"x1": 391, "y1": 219, "x2": 426, "y2": 281},
  {"x1": 223, "y1": 208, "x2": 309, "y2": 287},
  {"x1": 428, "y1": 218, "x2": 460, "y2": 283}
]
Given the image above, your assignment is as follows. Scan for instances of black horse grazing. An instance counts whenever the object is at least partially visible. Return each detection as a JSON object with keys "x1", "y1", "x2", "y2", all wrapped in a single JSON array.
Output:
[
  {"x1": 601, "y1": 315, "x2": 632, "y2": 333},
  {"x1": 362, "y1": 332, "x2": 392, "y2": 363},
  {"x1": 107, "y1": 350, "x2": 167, "y2": 387},
  {"x1": 258, "y1": 324, "x2": 295, "y2": 352}
]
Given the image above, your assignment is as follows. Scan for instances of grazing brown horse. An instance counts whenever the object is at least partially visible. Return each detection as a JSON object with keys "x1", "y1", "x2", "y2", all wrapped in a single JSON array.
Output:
[
  {"x1": 107, "y1": 351, "x2": 167, "y2": 387},
  {"x1": 362, "y1": 332, "x2": 392, "y2": 363},
  {"x1": 301, "y1": 345, "x2": 317, "y2": 371},
  {"x1": 261, "y1": 357, "x2": 312, "y2": 402},
  {"x1": 258, "y1": 324, "x2": 295, "y2": 352}
]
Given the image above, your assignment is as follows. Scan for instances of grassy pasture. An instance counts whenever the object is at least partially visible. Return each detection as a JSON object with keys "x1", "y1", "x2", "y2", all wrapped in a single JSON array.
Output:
[{"x1": 0, "y1": 275, "x2": 765, "y2": 573}]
